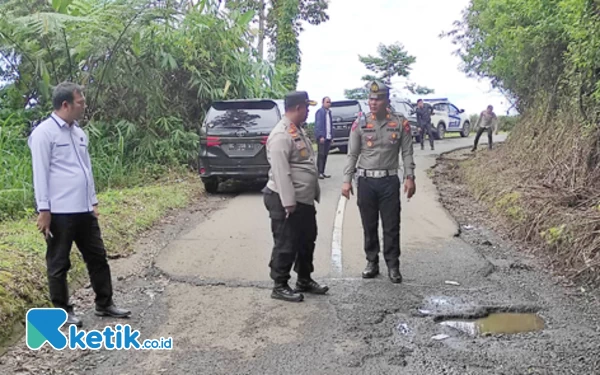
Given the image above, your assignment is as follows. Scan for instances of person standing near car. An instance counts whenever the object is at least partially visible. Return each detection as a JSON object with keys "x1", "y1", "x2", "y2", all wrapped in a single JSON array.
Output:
[
  {"x1": 263, "y1": 91, "x2": 329, "y2": 302},
  {"x1": 314, "y1": 96, "x2": 333, "y2": 179},
  {"x1": 28, "y1": 82, "x2": 131, "y2": 327},
  {"x1": 341, "y1": 81, "x2": 416, "y2": 284},
  {"x1": 415, "y1": 99, "x2": 435, "y2": 150},
  {"x1": 472, "y1": 105, "x2": 498, "y2": 151}
]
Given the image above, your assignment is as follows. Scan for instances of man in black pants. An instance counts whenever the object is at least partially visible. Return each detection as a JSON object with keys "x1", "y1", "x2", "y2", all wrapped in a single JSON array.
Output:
[
  {"x1": 472, "y1": 105, "x2": 498, "y2": 151},
  {"x1": 341, "y1": 81, "x2": 416, "y2": 283},
  {"x1": 415, "y1": 99, "x2": 435, "y2": 150},
  {"x1": 315, "y1": 96, "x2": 333, "y2": 179},
  {"x1": 28, "y1": 82, "x2": 131, "y2": 327},
  {"x1": 263, "y1": 91, "x2": 329, "y2": 302}
]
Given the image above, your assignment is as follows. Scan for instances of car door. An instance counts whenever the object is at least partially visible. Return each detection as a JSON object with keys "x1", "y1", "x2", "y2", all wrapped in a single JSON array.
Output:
[{"x1": 447, "y1": 103, "x2": 462, "y2": 129}]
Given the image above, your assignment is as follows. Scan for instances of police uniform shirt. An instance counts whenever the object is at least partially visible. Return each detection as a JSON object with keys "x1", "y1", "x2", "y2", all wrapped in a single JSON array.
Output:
[
  {"x1": 343, "y1": 111, "x2": 415, "y2": 183},
  {"x1": 28, "y1": 113, "x2": 98, "y2": 213},
  {"x1": 266, "y1": 116, "x2": 321, "y2": 207}
]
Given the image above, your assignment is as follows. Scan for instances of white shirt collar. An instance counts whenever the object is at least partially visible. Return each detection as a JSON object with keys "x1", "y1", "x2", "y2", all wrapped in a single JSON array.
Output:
[{"x1": 51, "y1": 113, "x2": 79, "y2": 128}]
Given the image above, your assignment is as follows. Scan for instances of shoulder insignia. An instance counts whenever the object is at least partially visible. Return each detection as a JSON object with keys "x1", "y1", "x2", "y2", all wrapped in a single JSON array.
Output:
[{"x1": 288, "y1": 123, "x2": 300, "y2": 138}]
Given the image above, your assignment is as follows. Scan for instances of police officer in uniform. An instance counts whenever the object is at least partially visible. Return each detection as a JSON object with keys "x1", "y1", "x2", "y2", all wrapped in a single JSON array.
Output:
[
  {"x1": 263, "y1": 91, "x2": 329, "y2": 302},
  {"x1": 341, "y1": 81, "x2": 416, "y2": 283}
]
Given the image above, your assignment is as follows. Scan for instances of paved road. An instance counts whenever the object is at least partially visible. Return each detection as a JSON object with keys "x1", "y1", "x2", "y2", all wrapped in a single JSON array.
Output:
[
  {"x1": 156, "y1": 135, "x2": 502, "y2": 284},
  {"x1": 7, "y1": 133, "x2": 600, "y2": 374}
]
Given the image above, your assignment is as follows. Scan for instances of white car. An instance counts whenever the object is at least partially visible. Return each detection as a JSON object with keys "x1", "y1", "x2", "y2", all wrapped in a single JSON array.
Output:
[{"x1": 422, "y1": 98, "x2": 471, "y2": 139}]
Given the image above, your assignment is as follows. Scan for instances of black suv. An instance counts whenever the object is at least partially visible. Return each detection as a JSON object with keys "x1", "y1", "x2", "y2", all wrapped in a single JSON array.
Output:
[
  {"x1": 198, "y1": 99, "x2": 282, "y2": 193},
  {"x1": 330, "y1": 100, "x2": 367, "y2": 153}
]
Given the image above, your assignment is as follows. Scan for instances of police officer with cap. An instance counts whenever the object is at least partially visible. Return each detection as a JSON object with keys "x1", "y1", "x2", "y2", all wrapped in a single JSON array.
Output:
[
  {"x1": 341, "y1": 81, "x2": 416, "y2": 283},
  {"x1": 263, "y1": 91, "x2": 329, "y2": 302}
]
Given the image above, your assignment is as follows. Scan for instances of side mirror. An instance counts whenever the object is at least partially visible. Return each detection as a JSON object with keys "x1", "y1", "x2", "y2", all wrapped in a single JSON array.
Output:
[{"x1": 459, "y1": 109, "x2": 465, "y2": 113}]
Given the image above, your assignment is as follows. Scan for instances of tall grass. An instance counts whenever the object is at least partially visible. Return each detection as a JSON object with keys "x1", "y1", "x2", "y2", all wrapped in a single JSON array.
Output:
[
  {"x1": 0, "y1": 111, "x2": 198, "y2": 221},
  {"x1": 0, "y1": 114, "x2": 34, "y2": 220}
]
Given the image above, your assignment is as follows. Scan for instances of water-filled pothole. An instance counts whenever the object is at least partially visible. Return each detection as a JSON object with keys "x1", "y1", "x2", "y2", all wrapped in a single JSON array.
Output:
[{"x1": 439, "y1": 313, "x2": 545, "y2": 336}]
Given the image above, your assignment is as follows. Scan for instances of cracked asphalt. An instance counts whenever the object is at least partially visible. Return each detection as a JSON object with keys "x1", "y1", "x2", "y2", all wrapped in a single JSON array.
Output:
[{"x1": 2, "y1": 135, "x2": 600, "y2": 374}]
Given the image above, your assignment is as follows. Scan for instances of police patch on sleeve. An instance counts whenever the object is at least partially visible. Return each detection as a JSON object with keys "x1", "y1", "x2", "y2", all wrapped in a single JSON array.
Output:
[
  {"x1": 403, "y1": 120, "x2": 410, "y2": 133},
  {"x1": 351, "y1": 121, "x2": 358, "y2": 132}
]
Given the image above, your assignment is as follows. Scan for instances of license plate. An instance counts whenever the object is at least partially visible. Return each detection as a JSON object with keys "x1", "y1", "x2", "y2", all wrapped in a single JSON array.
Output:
[{"x1": 228, "y1": 143, "x2": 255, "y2": 151}]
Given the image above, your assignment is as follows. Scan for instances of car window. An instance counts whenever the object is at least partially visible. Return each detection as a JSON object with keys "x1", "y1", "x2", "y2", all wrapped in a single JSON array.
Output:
[
  {"x1": 330, "y1": 100, "x2": 361, "y2": 119},
  {"x1": 433, "y1": 103, "x2": 449, "y2": 112},
  {"x1": 204, "y1": 100, "x2": 280, "y2": 130},
  {"x1": 398, "y1": 103, "x2": 412, "y2": 116}
]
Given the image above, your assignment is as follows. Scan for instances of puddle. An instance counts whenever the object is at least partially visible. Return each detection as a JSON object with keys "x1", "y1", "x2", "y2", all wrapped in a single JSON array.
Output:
[{"x1": 440, "y1": 313, "x2": 545, "y2": 336}]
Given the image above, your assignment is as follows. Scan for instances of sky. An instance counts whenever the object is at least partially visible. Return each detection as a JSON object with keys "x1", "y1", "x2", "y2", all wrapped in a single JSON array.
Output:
[{"x1": 295, "y1": 0, "x2": 515, "y2": 123}]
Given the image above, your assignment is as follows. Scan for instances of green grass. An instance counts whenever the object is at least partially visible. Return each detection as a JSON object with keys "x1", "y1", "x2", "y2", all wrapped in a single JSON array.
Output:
[{"x1": 0, "y1": 173, "x2": 204, "y2": 344}]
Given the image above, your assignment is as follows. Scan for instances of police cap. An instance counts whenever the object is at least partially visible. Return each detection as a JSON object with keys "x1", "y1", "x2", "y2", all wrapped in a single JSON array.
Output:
[
  {"x1": 368, "y1": 80, "x2": 390, "y2": 100},
  {"x1": 284, "y1": 91, "x2": 317, "y2": 110}
]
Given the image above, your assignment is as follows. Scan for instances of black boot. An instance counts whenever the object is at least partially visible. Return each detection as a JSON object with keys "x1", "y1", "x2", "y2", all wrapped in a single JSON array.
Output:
[
  {"x1": 431, "y1": 144, "x2": 435, "y2": 151},
  {"x1": 272, "y1": 282, "x2": 304, "y2": 302},
  {"x1": 362, "y1": 261, "x2": 379, "y2": 279},
  {"x1": 95, "y1": 305, "x2": 131, "y2": 318},
  {"x1": 388, "y1": 267, "x2": 403, "y2": 284},
  {"x1": 66, "y1": 311, "x2": 82, "y2": 327},
  {"x1": 296, "y1": 278, "x2": 329, "y2": 294}
]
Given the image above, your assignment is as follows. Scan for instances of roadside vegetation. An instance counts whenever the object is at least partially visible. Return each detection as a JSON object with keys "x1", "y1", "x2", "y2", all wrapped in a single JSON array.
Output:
[
  {"x1": 0, "y1": 0, "x2": 329, "y2": 343},
  {"x1": 445, "y1": 0, "x2": 600, "y2": 285}
]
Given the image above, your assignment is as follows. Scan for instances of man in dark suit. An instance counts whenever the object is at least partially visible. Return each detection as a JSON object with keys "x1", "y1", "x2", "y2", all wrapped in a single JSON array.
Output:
[{"x1": 314, "y1": 97, "x2": 333, "y2": 179}]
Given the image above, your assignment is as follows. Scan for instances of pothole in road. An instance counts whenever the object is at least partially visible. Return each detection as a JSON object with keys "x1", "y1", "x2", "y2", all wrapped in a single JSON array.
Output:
[{"x1": 438, "y1": 313, "x2": 545, "y2": 336}]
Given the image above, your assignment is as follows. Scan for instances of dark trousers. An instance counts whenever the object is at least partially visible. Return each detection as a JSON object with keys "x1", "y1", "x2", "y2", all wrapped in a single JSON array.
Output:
[
  {"x1": 46, "y1": 213, "x2": 114, "y2": 311},
  {"x1": 419, "y1": 125, "x2": 435, "y2": 148},
  {"x1": 263, "y1": 189, "x2": 317, "y2": 283},
  {"x1": 356, "y1": 176, "x2": 401, "y2": 269},
  {"x1": 474, "y1": 126, "x2": 493, "y2": 149},
  {"x1": 317, "y1": 139, "x2": 331, "y2": 174}
]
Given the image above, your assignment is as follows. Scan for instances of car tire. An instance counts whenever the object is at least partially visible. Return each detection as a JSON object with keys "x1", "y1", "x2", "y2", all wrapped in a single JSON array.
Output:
[
  {"x1": 201, "y1": 177, "x2": 219, "y2": 194},
  {"x1": 460, "y1": 121, "x2": 470, "y2": 137},
  {"x1": 338, "y1": 146, "x2": 348, "y2": 154},
  {"x1": 436, "y1": 123, "x2": 446, "y2": 140}
]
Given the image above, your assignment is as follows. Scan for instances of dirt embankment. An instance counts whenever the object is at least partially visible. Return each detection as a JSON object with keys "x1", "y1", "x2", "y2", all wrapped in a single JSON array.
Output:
[{"x1": 432, "y1": 143, "x2": 600, "y2": 289}]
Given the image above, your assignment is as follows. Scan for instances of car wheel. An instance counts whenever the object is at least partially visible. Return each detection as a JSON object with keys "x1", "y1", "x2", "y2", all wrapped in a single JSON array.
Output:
[
  {"x1": 460, "y1": 121, "x2": 470, "y2": 137},
  {"x1": 201, "y1": 177, "x2": 219, "y2": 194},
  {"x1": 436, "y1": 123, "x2": 446, "y2": 140},
  {"x1": 338, "y1": 146, "x2": 348, "y2": 154}
]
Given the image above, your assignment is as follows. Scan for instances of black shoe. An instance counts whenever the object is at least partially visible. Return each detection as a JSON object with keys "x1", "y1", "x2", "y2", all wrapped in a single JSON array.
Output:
[
  {"x1": 421, "y1": 145, "x2": 424, "y2": 150},
  {"x1": 296, "y1": 278, "x2": 329, "y2": 294},
  {"x1": 431, "y1": 145, "x2": 435, "y2": 151},
  {"x1": 388, "y1": 267, "x2": 403, "y2": 284},
  {"x1": 471, "y1": 147, "x2": 476, "y2": 152},
  {"x1": 323, "y1": 174, "x2": 331, "y2": 178},
  {"x1": 362, "y1": 261, "x2": 379, "y2": 279},
  {"x1": 319, "y1": 174, "x2": 325, "y2": 179},
  {"x1": 66, "y1": 312, "x2": 82, "y2": 327},
  {"x1": 95, "y1": 305, "x2": 131, "y2": 318},
  {"x1": 272, "y1": 283, "x2": 304, "y2": 302}
]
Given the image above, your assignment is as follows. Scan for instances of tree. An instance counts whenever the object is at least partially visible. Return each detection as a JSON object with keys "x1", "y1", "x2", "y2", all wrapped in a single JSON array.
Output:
[
  {"x1": 225, "y1": 0, "x2": 329, "y2": 60},
  {"x1": 343, "y1": 87, "x2": 368, "y2": 100},
  {"x1": 344, "y1": 42, "x2": 433, "y2": 99}
]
